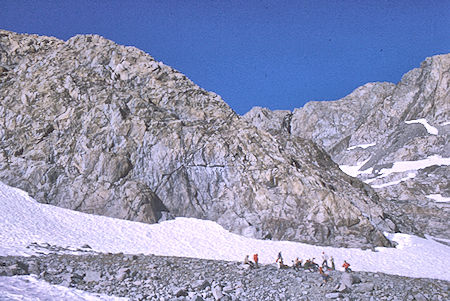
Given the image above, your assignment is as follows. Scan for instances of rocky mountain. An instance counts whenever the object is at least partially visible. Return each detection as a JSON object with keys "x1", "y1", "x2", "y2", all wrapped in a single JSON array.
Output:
[
  {"x1": 244, "y1": 54, "x2": 450, "y2": 239},
  {"x1": 0, "y1": 29, "x2": 396, "y2": 248}
]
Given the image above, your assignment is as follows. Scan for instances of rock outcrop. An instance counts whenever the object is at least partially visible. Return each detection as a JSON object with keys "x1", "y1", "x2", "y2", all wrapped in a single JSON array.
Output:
[
  {"x1": 244, "y1": 54, "x2": 450, "y2": 239},
  {"x1": 0, "y1": 30, "x2": 395, "y2": 248}
]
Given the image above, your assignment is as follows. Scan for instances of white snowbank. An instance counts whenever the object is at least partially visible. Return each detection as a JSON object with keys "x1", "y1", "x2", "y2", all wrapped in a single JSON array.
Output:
[
  {"x1": 442, "y1": 121, "x2": 450, "y2": 126},
  {"x1": 378, "y1": 155, "x2": 450, "y2": 177},
  {"x1": 341, "y1": 155, "x2": 450, "y2": 189},
  {"x1": 0, "y1": 275, "x2": 126, "y2": 301},
  {"x1": 347, "y1": 142, "x2": 376, "y2": 150},
  {"x1": 0, "y1": 181, "x2": 450, "y2": 281},
  {"x1": 405, "y1": 118, "x2": 438, "y2": 135},
  {"x1": 339, "y1": 159, "x2": 372, "y2": 177},
  {"x1": 426, "y1": 194, "x2": 450, "y2": 203}
]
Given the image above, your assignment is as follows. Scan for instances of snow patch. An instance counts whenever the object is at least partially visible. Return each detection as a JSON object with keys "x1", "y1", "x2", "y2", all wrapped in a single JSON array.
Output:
[
  {"x1": 363, "y1": 178, "x2": 377, "y2": 184},
  {"x1": 0, "y1": 275, "x2": 127, "y2": 300},
  {"x1": 378, "y1": 155, "x2": 450, "y2": 177},
  {"x1": 441, "y1": 121, "x2": 450, "y2": 126},
  {"x1": 0, "y1": 181, "x2": 450, "y2": 281},
  {"x1": 347, "y1": 142, "x2": 376, "y2": 150},
  {"x1": 405, "y1": 119, "x2": 438, "y2": 135},
  {"x1": 339, "y1": 159, "x2": 372, "y2": 177},
  {"x1": 426, "y1": 194, "x2": 450, "y2": 203},
  {"x1": 360, "y1": 155, "x2": 449, "y2": 188}
]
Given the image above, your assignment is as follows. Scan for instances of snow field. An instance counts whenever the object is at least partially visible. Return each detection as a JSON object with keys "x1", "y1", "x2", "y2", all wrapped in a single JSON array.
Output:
[
  {"x1": 0, "y1": 275, "x2": 127, "y2": 301},
  {"x1": 347, "y1": 142, "x2": 376, "y2": 151},
  {"x1": 339, "y1": 155, "x2": 450, "y2": 192},
  {"x1": 338, "y1": 159, "x2": 372, "y2": 178},
  {"x1": 377, "y1": 155, "x2": 450, "y2": 177},
  {"x1": 426, "y1": 194, "x2": 450, "y2": 203},
  {"x1": 0, "y1": 181, "x2": 449, "y2": 282}
]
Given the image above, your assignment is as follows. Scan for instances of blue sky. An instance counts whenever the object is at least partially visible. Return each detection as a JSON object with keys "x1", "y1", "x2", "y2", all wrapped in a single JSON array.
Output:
[{"x1": 1, "y1": 0, "x2": 449, "y2": 114}]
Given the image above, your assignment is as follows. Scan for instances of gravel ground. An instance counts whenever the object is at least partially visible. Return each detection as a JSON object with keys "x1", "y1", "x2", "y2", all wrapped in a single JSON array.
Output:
[{"x1": 1, "y1": 246, "x2": 448, "y2": 301}]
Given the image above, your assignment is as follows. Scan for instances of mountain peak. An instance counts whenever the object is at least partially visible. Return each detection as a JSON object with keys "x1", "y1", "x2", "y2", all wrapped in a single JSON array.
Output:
[
  {"x1": 0, "y1": 30, "x2": 399, "y2": 248},
  {"x1": 245, "y1": 53, "x2": 450, "y2": 240}
]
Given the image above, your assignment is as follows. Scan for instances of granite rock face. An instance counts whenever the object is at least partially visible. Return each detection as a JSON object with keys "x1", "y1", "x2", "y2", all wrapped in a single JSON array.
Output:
[
  {"x1": 244, "y1": 54, "x2": 450, "y2": 239},
  {"x1": 0, "y1": 30, "x2": 395, "y2": 248}
]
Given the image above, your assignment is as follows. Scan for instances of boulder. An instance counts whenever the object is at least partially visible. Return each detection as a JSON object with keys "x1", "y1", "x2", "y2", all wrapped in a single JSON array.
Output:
[
  {"x1": 212, "y1": 285, "x2": 224, "y2": 300},
  {"x1": 171, "y1": 286, "x2": 188, "y2": 297},
  {"x1": 355, "y1": 282, "x2": 375, "y2": 293},
  {"x1": 59, "y1": 272, "x2": 73, "y2": 287},
  {"x1": 116, "y1": 267, "x2": 130, "y2": 282},
  {"x1": 414, "y1": 292, "x2": 428, "y2": 301},
  {"x1": 325, "y1": 292, "x2": 342, "y2": 299},
  {"x1": 189, "y1": 295, "x2": 204, "y2": 301},
  {"x1": 340, "y1": 273, "x2": 355, "y2": 288},
  {"x1": 191, "y1": 279, "x2": 211, "y2": 290},
  {"x1": 83, "y1": 270, "x2": 102, "y2": 283},
  {"x1": 335, "y1": 283, "x2": 350, "y2": 293}
]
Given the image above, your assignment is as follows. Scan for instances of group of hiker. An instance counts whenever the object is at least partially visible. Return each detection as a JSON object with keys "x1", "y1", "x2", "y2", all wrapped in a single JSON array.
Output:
[
  {"x1": 243, "y1": 251, "x2": 352, "y2": 283},
  {"x1": 243, "y1": 253, "x2": 259, "y2": 268}
]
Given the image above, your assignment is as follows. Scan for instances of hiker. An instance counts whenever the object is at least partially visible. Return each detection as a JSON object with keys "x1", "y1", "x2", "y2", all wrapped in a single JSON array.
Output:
[
  {"x1": 303, "y1": 259, "x2": 317, "y2": 271},
  {"x1": 329, "y1": 256, "x2": 335, "y2": 270},
  {"x1": 276, "y1": 251, "x2": 283, "y2": 264},
  {"x1": 303, "y1": 259, "x2": 312, "y2": 270},
  {"x1": 292, "y1": 257, "x2": 302, "y2": 270},
  {"x1": 310, "y1": 258, "x2": 319, "y2": 271},
  {"x1": 321, "y1": 251, "x2": 329, "y2": 269},
  {"x1": 342, "y1": 260, "x2": 351, "y2": 272},
  {"x1": 253, "y1": 253, "x2": 259, "y2": 268},
  {"x1": 277, "y1": 259, "x2": 288, "y2": 269},
  {"x1": 244, "y1": 255, "x2": 254, "y2": 267},
  {"x1": 319, "y1": 266, "x2": 330, "y2": 283}
]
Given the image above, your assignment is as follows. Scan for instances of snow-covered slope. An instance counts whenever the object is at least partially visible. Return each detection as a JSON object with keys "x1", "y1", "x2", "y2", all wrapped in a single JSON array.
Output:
[
  {"x1": 339, "y1": 155, "x2": 450, "y2": 187},
  {"x1": 0, "y1": 275, "x2": 126, "y2": 301},
  {"x1": 1, "y1": 181, "x2": 449, "y2": 282}
]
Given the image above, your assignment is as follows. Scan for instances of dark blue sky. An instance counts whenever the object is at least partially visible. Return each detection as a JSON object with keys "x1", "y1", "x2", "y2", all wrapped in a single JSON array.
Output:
[{"x1": 2, "y1": 1, "x2": 449, "y2": 114}]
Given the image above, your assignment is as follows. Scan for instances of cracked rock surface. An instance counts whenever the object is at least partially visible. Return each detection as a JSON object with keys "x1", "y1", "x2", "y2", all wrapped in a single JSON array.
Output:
[
  {"x1": 0, "y1": 29, "x2": 397, "y2": 248},
  {"x1": 244, "y1": 54, "x2": 450, "y2": 240}
]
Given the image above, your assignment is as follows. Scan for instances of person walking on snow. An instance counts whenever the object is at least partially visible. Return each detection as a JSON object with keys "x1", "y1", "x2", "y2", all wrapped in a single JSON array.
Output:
[
  {"x1": 253, "y1": 253, "x2": 259, "y2": 268},
  {"x1": 329, "y1": 256, "x2": 335, "y2": 270},
  {"x1": 276, "y1": 251, "x2": 283, "y2": 264},
  {"x1": 342, "y1": 260, "x2": 351, "y2": 272},
  {"x1": 321, "y1": 251, "x2": 329, "y2": 268},
  {"x1": 292, "y1": 257, "x2": 302, "y2": 270}
]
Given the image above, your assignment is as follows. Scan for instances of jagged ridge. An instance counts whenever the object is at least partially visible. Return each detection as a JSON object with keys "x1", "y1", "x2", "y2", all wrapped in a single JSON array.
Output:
[{"x1": 244, "y1": 54, "x2": 450, "y2": 239}]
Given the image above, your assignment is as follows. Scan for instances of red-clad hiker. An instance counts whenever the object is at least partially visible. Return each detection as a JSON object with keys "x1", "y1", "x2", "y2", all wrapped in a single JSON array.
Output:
[
  {"x1": 253, "y1": 253, "x2": 259, "y2": 268},
  {"x1": 342, "y1": 260, "x2": 351, "y2": 272}
]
